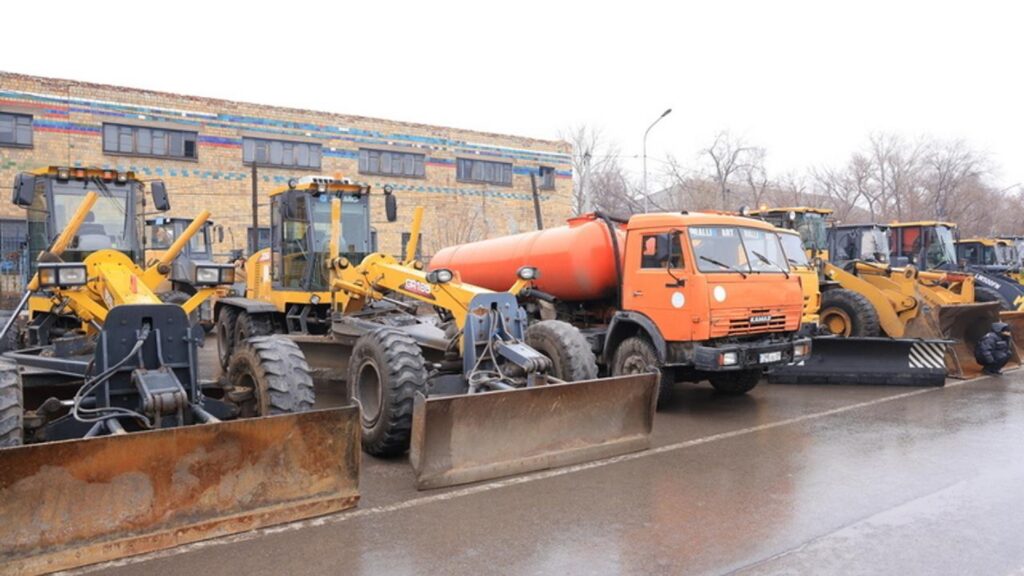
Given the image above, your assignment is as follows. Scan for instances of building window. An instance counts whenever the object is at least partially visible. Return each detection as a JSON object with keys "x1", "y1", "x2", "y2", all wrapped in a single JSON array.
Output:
[
  {"x1": 359, "y1": 149, "x2": 425, "y2": 178},
  {"x1": 0, "y1": 113, "x2": 33, "y2": 148},
  {"x1": 401, "y1": 232, "x2": 423, "y2": 260},
  {"x1": 456, "y1": 158, "x2": 513, "y2": 186},
  {"x1": 248, "y1": 227, "x2": 271, "y2": 251},
  {"x1": 243, "y1": 137, "x2": 321, "y2": 170},
  {"x1": 102, "y1": 123, "x2": 197, "y2": 160},
  {"x1": 538, "y1": 166, "x2": 555, "y2": 190}
]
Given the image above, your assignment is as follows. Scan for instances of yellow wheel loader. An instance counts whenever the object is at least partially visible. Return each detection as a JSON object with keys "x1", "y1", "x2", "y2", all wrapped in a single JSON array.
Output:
[
  {"x1": 217, "y1": 177, "x2": 657, "y2": 489},
  {"x1": 754, "y1": 207, "x2": 996, "y2": 382},
  {"x1": 0, "y1": 168, "x2": 359, "y2": 575}
]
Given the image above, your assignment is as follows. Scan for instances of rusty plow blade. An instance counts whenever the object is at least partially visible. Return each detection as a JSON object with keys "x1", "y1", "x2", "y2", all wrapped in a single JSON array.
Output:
[
  {"x1": 910, "y1": 301, "x2": 1007, "y2": 379},
  {"x1": 0, "y1": 407, "x2": 360, "y2": 575},
  {"x1": 409, "y1": 373, "x2": 658, "y2": 490},
  {"x1": 998, "y1": 310, "x2": 1024, "y2": 366}
]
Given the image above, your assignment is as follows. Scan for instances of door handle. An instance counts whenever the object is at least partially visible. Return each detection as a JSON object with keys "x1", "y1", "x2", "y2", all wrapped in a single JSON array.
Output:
[{"x1": 632, "y1": 290, "x2": 644, "y2": 297}]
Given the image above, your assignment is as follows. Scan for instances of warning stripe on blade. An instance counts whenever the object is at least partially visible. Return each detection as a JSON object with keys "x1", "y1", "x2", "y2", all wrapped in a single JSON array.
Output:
[{"x1": 909, "y1": 341, "x2": 946, "y2": 369}]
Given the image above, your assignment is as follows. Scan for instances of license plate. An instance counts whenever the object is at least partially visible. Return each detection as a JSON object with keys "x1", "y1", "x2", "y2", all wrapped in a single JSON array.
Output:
[{"x1": 759, "y1": 351, "x2": 782, "y2": 364}]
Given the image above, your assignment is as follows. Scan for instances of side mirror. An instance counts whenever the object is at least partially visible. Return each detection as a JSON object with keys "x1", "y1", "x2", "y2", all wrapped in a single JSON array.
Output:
[
  {"x1": 215, "y1": 224, "x2": 224, "y2": 243},
  {"x1": 12, "y1": 173, "x2": 35, "y2": 207},
  {"x1": 385, "y1": 193, "x2": 398, "y2": 223},
  {"x1": 150, "y1": 180, "x2": 170, "y2": 212}
]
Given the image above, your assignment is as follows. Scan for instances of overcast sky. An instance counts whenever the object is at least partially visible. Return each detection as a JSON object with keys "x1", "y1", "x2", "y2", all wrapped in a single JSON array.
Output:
[{"x1": 5, "y1": 0, "x2": 1023, "y2": 187}]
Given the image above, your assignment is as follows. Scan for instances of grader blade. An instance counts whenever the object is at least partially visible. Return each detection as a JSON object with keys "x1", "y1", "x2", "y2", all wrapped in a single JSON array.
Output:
[
  {"x1": 924, "y1": 301, "x2": 1006, "y2": 378},
  {"x1": 409, "y1": 373, "x2": 657, "y2": 490},
  {"x1": 768, "y1": 337, "x2": 951, "y2": 387},
  {"x1": 0, "y1": 407, "x2": 360, "y2": 575}
]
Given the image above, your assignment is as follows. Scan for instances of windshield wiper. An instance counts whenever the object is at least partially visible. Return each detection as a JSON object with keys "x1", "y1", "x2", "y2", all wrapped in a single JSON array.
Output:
[
  {"x1": 751, "y1": 250, "x2": 789, "y2": 278},
  {"x1": 699, "y1": 255, "x2": 748, "y2": 278}
]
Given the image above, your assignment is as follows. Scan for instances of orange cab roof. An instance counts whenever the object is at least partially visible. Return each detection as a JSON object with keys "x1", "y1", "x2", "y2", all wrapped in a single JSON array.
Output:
[{"x1": 627, "y1": 211, "x2": 778, "y2": 231}]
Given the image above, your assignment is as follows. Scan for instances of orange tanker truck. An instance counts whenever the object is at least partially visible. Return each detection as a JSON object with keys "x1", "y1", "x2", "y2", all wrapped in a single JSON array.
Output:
[{"x1": 430, "y1": 211, "x2": 811, "y2": 401}]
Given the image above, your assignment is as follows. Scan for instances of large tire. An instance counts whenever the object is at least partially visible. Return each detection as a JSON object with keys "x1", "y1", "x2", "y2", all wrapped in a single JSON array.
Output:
[
  {"x1": 160, "y1": 289, "x2": 200, "y2": 326},
  {"x1": 975, "y1": 285, "x2": 1012, "y2": 311},
  {"x1": 348, "y1": 328, "x2": 427, "y2": 457},
  {"x1": 217, "y1": 306, "x2": 240, "y2": 370},
  {"x1": 819, "y1": 289, "x2": 881, "y2": 337},
  {"x1": 611, "y1": 336, "x2": 671, "y2": 408},
  {"x1": 708, "y1": 370, "x2": 760, "y2": 396},
  {"x1": 524, "y1": 320, "x2": 598, "y2": 381},
  {"x1": 0, "y1": 361, "x2": 22, "y2": 447},
  {"x1": 0, "y1": 312, "x2": 20, "y2": 354},
  {"x1": 235, "y1": 311, "x2": 274, "y2": 344},
  {"x1": 225, "y1": 335, "x2": 315, "y2": 417}
]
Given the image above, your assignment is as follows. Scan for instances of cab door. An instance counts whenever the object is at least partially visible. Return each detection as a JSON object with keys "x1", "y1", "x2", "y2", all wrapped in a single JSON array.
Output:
[{"x1": 621, "y1": 228, "x2": 694, "y2": 342}]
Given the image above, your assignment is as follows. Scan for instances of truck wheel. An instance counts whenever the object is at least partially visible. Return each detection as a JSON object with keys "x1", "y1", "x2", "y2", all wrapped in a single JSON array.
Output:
[
  {"x1": 0, "y1": 361, "x2": 22, "y2": 447},
  {"x1": 348, "y1": 328, "x2": 427, "y2": 457},
  {"x1": 226, "y1": 335, "x2": 315, "y2": 417},
  {"x1": 160, "y1": 290, "x2": 200, "y2": 325},
  {"x1": 525, "y1": 320, "x2": 598, "y2": 381},
  {"x1": 611, "y1": 336, "x2": 672, "y2": 408},
  {"x1": 708, "y1": 370, "x2": 760, "y2": 395},
  {"x1": 0, "y1": 312, "x2": 20, "y2": 354},
  {"x1": 217, "y1": 307, "x2": 240, "y2": 370},
  {"x1": 975, "y1": 285, "x2": 1012, "y2": 311},
  {"x1": 819, "y1": 289, "x2": 881, "y2": 337}
]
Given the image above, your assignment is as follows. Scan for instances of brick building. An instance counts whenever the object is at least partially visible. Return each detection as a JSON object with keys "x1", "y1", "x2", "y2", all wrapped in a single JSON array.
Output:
[{"x1": 0, "y1": 72, "x2": 572, "y2": 262}]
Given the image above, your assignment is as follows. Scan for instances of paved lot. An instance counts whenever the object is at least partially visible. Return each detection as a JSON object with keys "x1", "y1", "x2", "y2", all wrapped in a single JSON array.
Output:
[{"x1": 72, "y1": 340, "x2": 1024, "y2": 575}]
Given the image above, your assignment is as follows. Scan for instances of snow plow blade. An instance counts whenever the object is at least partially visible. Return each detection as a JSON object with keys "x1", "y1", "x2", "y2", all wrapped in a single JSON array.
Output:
[
  {"x1": 409, "y1": 373, "x2": 657, "y2": 490},
  {"x1": 0, "y1": 407, "x2": 360, "y2": 575},
  {"x1": 927, "y1": 301, "x2": 1009, "y2": 378},
  {"x1": 768, "y1": 337, "x2": 950, "y2": 387}
]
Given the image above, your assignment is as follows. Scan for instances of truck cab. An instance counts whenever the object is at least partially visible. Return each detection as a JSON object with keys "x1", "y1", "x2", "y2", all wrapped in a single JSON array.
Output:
[
  {"x1": 608, "y1": 213, "x2": 809, "y2": 394},
  {"x1": 956, "y1": 238, "x2": 1018, "y2": 275},
  {"x1": 748, "y1": 207, "x2": 832, "y2": 260}
]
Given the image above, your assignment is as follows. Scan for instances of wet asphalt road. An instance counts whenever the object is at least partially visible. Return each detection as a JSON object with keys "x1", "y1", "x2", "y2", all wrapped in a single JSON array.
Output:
[{"x1": 74, "y1": 339, "x2": 1024, "y2": 576}]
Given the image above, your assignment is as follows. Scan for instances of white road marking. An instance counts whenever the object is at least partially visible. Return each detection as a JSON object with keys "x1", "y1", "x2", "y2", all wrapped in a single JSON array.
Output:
[{"x1": 66, "y1": 375, "x2": 988, "y2": 574}]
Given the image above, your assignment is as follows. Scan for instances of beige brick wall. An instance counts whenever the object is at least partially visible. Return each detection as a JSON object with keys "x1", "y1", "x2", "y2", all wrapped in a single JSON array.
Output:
[{"x1": 0, "y1": 72, "x2": 573, "y2": 258}]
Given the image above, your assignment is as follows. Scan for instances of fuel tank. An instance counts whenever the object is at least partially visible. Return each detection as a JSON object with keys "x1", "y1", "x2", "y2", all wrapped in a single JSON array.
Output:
[{"x1": 429, "y1": 214, "x2": 624, "y2": 302}]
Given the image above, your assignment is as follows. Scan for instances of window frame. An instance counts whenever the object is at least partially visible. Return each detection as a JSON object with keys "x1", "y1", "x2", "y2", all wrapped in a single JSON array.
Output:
[
  {"x1": 538, "y1": 166, "x2": 555, "y2": 190},
  {"x1": 640, "y1": 232, "x2": 684, "y2": 269},
  {"x1": 102, "y1": 123, "x2": 198, "y2": 161},
  {"x1": 456, "y1": 157, "x2": 514, "y2": 187},
  {"x1": 358, "y1": 148, "x2": 426, "y2": 179},
  {"x1": 242, "y1": 137, "x2": 322, "y2": 170},
  {"x1": 0, "y1": 112, "x2": 33, "y2": 149}
]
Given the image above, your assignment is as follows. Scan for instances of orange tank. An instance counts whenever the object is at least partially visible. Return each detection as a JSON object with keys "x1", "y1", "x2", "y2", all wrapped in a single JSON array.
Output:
[{"x1": 429, "y1": 214, "x2": 625, "y2": 302}]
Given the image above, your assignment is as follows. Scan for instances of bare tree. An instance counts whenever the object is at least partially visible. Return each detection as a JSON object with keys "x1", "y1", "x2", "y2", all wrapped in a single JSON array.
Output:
[
  {"x1": 560, "y1": 124, "x2": 618, "y2": 215},
  {"x1": 740, "y1": 147, "x2": 770, "y2": 209},
  {"x1": 702, "y1": 131, "x2": 755, "y2": 209},
  {"x1": 588, "y1": 157, "x2": 641, "y2": 217}
]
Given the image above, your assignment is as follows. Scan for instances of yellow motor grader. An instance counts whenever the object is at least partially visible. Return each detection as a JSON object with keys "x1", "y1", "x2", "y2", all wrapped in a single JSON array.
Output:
[
  {"x1": 216, "y1": 176, "x2": 657, "y2": 489},
  {"x1": 0, "y1": 168, "x2": 359, "y2": 575}
]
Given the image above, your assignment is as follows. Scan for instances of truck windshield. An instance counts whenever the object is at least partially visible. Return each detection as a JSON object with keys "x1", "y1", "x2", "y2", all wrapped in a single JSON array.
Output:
[
  {"x1": 996, "y1": 243, "x2": 1014, "y2": 266},
  {"x1": 51, "y1": 180, "x2": 136, "y2": 262},
  {"x1": 690, "y1": 226, "x2": 789, "y2": 274},
  {"x1": 307, "y1": 194, "x2": 371, "y2": 289},
  {"x1": 779, "y1": 233, "x2": 809, "y2": 267}
]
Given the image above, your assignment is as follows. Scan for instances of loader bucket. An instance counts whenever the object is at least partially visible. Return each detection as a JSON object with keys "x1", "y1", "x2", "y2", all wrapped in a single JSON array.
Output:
[
  {"x1": 767, "y1": 336, "x2": 950, "y2": 387},
  {"x1": 409, "y1": 373, "x2": 657, "y2": 490},
  {"x1": 0, "y1": 407, "x2": 360, "y2": 575},
  {"x1": 923, "y1": 301, "x2": 1008, "y2": 378}
]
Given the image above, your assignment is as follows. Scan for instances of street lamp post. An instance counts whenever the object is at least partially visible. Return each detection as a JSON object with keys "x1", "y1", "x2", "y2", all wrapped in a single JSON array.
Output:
[{"x1": 643, "y1": 108, "x2": 672, "y2": 213}]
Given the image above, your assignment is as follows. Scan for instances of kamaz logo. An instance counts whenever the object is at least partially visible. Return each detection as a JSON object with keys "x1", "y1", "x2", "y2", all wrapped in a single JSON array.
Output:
[{"x1": 749, "y1": 315, "x2": 773, "y2": 324}]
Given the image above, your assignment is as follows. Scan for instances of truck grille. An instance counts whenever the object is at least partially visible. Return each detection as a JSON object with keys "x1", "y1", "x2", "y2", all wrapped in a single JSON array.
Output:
[{"x1": 711, "y1": 308, "x2": 793, "y2": 337}]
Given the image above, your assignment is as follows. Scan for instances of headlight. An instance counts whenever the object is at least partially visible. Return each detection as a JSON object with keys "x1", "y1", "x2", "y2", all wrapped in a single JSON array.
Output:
[
  {"x1": 195, "y1": 264, "x2": 235, "y2": 286},
  {"x1": 719, "y1": 351, "x2": 738, "y2": 366},
  {"x1": 517, "y1": 266, "x2": 539, "y2": 281},
  {"x1": 794, "y1": 341, "x2": 811, "y2": 359},
  {"x1": 36, "y1": 263, "x2": 88, "y2": 289},
  {"x1": 426, "y1": 268, "x2": 454, "y2": 284}
]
